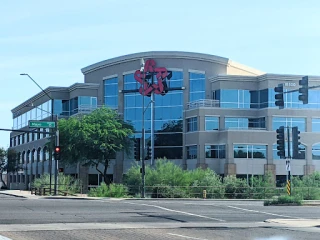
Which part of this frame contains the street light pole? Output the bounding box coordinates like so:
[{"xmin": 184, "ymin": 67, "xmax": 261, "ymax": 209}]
[
  {"xmin": 20, "ymin": 73, "xmax": 56, "ymax": 195},
  {"xmin": 140, "ymin": 59, "xmax": 146, "ymax": 198}
]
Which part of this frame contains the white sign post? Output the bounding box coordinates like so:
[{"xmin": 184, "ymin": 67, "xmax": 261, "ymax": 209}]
[{"xmin": 286, "ymin": 160, "xmax": 291, "ymax": 171}]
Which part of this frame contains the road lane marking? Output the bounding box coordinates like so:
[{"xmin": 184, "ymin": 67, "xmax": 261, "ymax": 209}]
[
  {"xmin": 167, "ymin": 233, "xmax": 208, "ymax": 240},
  {"xmin": 0, "ymin": 235, "xmax": 12, "ymax": 240},
  {"xmin": 227, "ymin": 205, "xmax": 303, "ymax": 219},
  {"xmin": 125, "ymin": 202, "xmax": 225, "ymax": 222}
]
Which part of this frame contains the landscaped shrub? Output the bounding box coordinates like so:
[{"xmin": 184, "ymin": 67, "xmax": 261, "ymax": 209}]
[
  {"xmin": 123, "ymin": 159, "xmax": 320, "ymax": 200},
  {"xmin": 264, "ymin": 195, "xmax": 302, "ymax": 206},
  {"xmin": 249, "ymin": 173, "xmax": 277, "ymax": 199},
  {"xmin": 190, "ymin": 169, "xmax": 224, "ymax": 198},
  {"xmin": 32, "ymin": 173, "xmax": 82, "ymax": 195},
  {"xmin": 151, "ymin": 184, "xmax": 189, "ymax": 198},
  {"xmin": 223, "ymin": 175, "xmax": 249, "ymax": 199},
  {"xmin": 291, "ymin": 172, "xmax": 320, "ymax": 200},
  {"xmin": 88, "ymin": 183, "xmax": 129, "ymax": 198}
]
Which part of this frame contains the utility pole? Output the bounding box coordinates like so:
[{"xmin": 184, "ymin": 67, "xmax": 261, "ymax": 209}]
[
  {"xmin": 140, "ymin": 59, "xmax": 146, "ymax": 198},
  {"xmin": 20, "ymin": 73, "xmax": 56, "ymax": 194}
]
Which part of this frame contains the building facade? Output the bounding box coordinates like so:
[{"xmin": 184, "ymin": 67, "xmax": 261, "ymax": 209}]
[{"xmin": 8, "ymin": 51, "xmax": 320, "ymax": 189}]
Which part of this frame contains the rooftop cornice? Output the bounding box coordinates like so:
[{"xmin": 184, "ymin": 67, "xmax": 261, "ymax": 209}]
[
  {"xmin": 211, "ymin": 73, "xmax": 320, "ymax": 83},
  {"xmin": 81, "ymin": 51, "xmax": 230, "ymax": 74},
  {"xmin": 11, "ymin": 83, "xmax": 99, "ymax": 113}
]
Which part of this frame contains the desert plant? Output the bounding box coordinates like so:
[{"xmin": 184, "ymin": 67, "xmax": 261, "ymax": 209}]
[
  {"xmin": 88, "ymin": 183, "xmax": 129, "ymax": 198},
  {"xmin": 264, "ymin": 195, "xmax": 302, "ymax": 206}
]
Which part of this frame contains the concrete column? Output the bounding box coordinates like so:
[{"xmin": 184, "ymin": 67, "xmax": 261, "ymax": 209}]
[
  {"xmin": 219, "ymin": 115, "xmax": 225, "ymax": 130},
  {"xmin": 226, "ymin": 143, "xmax": 235, "ymax": 164},
  {"xmin": 304, "ymin": 164, "xmax": 315, "ymax": 175},
  {"xmin": 224, "ymin": 163, "xmax": 236, "ymax": 176},
  {"xmin": 264, "ymin": 164, "xmax": 276, "ymax": 183},
  {"xmin": 182, "ymin": 68, "xmax": 189, "ymax": 170},
  {"xmin": 79, "ymin": 165, "xmax": 89, "ymax": 193},
  {"xmin": 305, "ymin": 142, "xmax": 314, "ymax": 175},
  {"xmin": 196, "ymin": 163, "xmax": 208, "ymax": 169},
  {"xmin": 114, "ymin": 152, "xmax": 124, "ymax": 183}
]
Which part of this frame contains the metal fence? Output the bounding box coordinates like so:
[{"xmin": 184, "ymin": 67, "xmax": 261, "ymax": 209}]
[
  {"xmin": 126, "ymin": 185, "xmax": 320, "ymax": 199},
  {"xmin": 31, "ymin": 184, "xmax": 84, "ymax": 196}
]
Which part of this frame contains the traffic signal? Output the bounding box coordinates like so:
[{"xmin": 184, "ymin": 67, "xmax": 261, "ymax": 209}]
[
  {"xmin": 54, "ymin": 146, "xmax": 61, "ymax": 160},
  {"xmin": 145, "ymin": 146, "xmax": 151, "ymax": 160},
  {"xmin": 292, "ymin": 126, "xmax": 301, "ymax": 159},
  {"xmin": 58, "ymin": 168, "xmax": 64, "ymax": 173},
  {"xmin": 298, "ymin": 76, "xmax": 308, "ymax": 104},
  {"xmin": 274, "ymin": 84, "xmax": 284, "ymax": 108},
  {"xmin": 276, "ymin": 126, "xmax": 285, "ymax": 159},
  {"xmin": 134, "ymin": 138, "xmax": 141, "ymax": 161}
]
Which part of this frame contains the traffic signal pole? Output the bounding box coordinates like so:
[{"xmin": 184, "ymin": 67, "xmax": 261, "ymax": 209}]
[
  {"xmin": 54, "ymin": 129, "xmax": 59, "ymax": 196},
  {"xmin": 287, "ymin": 127, "xmax": 291, "ymax": 196}
]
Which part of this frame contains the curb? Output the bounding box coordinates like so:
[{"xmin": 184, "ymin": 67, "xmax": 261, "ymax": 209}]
[
  {"xmin": 0, "ymin": 192, "xmax": 27, "ymax": 199},
  {"xmin": 43, "ymin": 196, "xmax": 99, "ymax": 200}
]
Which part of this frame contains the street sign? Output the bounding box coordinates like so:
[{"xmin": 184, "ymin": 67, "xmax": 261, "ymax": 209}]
[
  {"xmin": 286, "ymin": 160, "xmax": 291, "ymax": 171},
  {"xmin": 29, "ymin": 120, "xmax": 56, "ymax": 128}
]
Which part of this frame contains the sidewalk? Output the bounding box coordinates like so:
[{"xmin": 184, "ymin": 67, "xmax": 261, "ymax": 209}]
[
  {"xmin": 1, "ymin": 190, "xmax": 320, "ymax": 204},
  {"xmin": 0, "ymin": 190, "xmax": 97, "ymax": 200},
  {"xmin": 265, "ymin": 218, "xmax": 320, "ymax": 228}
]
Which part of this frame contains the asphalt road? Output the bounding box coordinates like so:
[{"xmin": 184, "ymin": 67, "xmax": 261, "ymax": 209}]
[{"xmin": 0, "ymin": 194, "xmax": 319, "ymax": 240}]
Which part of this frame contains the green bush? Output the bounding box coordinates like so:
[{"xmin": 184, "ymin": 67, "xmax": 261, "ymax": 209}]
[
  {"xmin": 190, "ymin": 169, "xmax": 224, "ymax": 198},
  {"xmin": 88, "ymin": 183, "xmax": 129, "ymax": 198},
  {"xmin": 151, "ymin": 184, "xmax": 189, "ymax": 198},
  {"xmin": 249, "ymin": 173, "xmax": 277, "ymax": 199},
  {"xmin": 291, "ymin": 172, "xmax": 320, "ymax": 200},
  {"xmin": 223, "ymin": 175, "xmax": 249, "ymax": 199},
  {"xmin": 124, "ymin": 159, "xmax": 225, "ymax": 198},
  {"xmin": 264, "ymin": 195, "xmax": 302, "ymax": 206},
  {"xmin": 32, "ymin": 173, "xmax": 82, "ymax": 195},
  {"xmin": 123, "ymin": 159, "xmax": 320, "ymax": 200}
]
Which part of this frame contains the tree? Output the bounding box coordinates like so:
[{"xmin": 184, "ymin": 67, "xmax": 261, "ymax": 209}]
[
  {"xmin": 56, "ymin": 106, "xmax": 134, "ymax": 185},
  {"xmin": 0, "ymin": 147, "xmax": 7, "ymax": 188},
  {"xmin": 6, "ymin": 149, "xmax": 21, "ymax": 173},
  {"xmin": 0, "ymin": 148, "xmax": 21, "ymax": 188}
]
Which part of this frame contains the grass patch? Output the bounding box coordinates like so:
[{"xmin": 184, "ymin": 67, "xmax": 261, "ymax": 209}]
[{"xmin": 264, "ymin": 195, "xmax": 302, "ymax": 206}]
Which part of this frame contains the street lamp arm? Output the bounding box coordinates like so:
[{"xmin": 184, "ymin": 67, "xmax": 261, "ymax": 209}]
[
  {"xmin": 143, "ymin": 100, "xmax": 154, "ymax": 114},
  {"xmin": 20, "ymin": 73, "xmax": 53, "ymax": 100}
]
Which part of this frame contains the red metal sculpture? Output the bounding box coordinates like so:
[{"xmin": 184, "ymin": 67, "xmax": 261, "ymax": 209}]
[{"xmin": 134, "ymin": 59, "xmax": 170, "ymax": 96}]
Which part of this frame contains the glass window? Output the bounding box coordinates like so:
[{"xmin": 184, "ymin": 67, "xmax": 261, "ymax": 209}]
[
  {"xmin": 124, "ymin": 71, "xmax": 184, "ymax": 160},
  {"xmin": 312, "ymin": 144, "xmax": 320, "ymax": 160},
  {"xmin": 312, "ymin": 118, "xmax": 320, "ymax": 132},
  {"xmin": 272, "ymin": 117, "xmax": 306, "ymax": 132},
  {"xmin": 219, "ymin": 89, "xmax": 250, "ymax": 109},
  {"xmin": 187, "ymin": 117, "xmax": 198, "ymax": 132},
  {"xmin": 205, "ymin": 116, "xmax": 219, "ymax": 131},
  {"xmin": 248, "ymin": 117, "xmax": 266, "ymax": 129},
  {"xmin": 53, "ymin": 99, "xmax": 64, "ymax": 117},
  {"xmin": 187, "ymin": 145, "xmax": 197, "ymax": 159},
  {"xmin": 70, "ymin": 97, "xmax": 78, "ymax": 115},
  {"xmin": 104, "ymin": 77, "xmax": 118, "ymax": 109},
  {"xmin": 234, "ymin": 144, "xmax": 267, "ymax": 159},
  {"xmin": 189, "ymin": 72, "xmax": 205, "ymax": 102},
  {"xmin": 205, "ymin": 145, "xmax": 225, "ymax": 158}
]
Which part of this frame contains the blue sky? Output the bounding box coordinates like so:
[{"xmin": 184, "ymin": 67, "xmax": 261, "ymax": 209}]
[{"xmin": 1, "ymin": 0, "xmax": 320, "ymax": 148}]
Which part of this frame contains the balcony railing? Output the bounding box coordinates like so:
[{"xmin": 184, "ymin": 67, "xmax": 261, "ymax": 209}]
[
  {"xmin": 71, "ymin": 105, "xmax": 121, "ymax": 116},
  {"xmin": 186, "ymin": 99, "xmax": 220, "ymax": 110}
]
